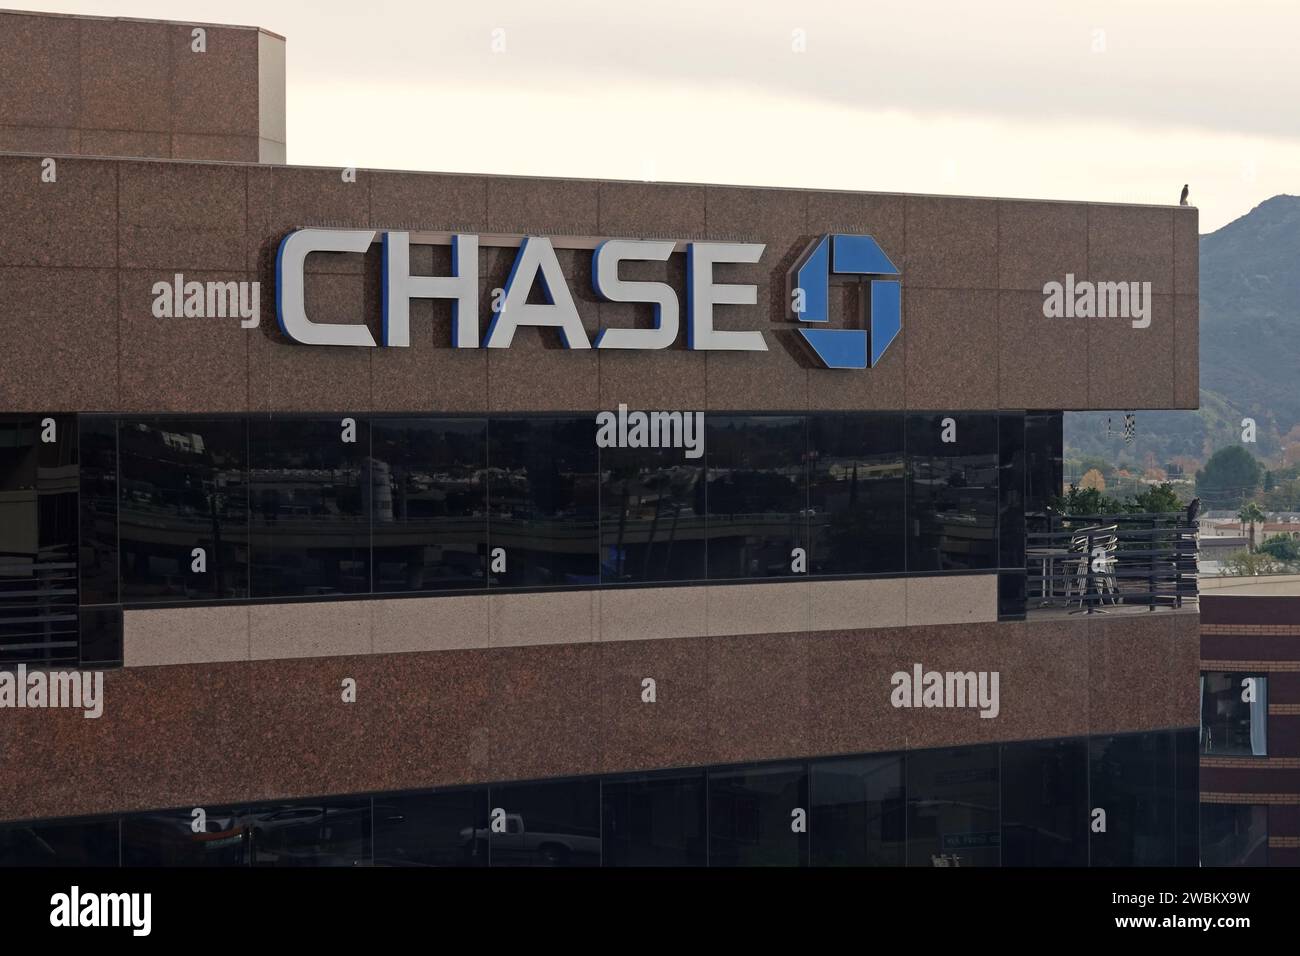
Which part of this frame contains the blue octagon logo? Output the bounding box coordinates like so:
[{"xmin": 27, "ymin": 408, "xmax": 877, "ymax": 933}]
[{"xmin": 790, "ymin": 234, "xmax": 901, "ymax": 369}]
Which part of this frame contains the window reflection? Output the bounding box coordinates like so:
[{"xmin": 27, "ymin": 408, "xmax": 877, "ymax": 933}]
[
  {"xmin": 1201, "ymin": 804, "xmax": 1267, "ymax": 867},
  {"xmin": 1201, "ymin": 672, "xmax": 1268, "ymax": 756},
  {"xmin": 122, "ymin": 806, "xmax": 249, "ymax": 866},
  {"xmin": 1000, "ymin": 738, "xmax": 1087, "ymax": 866},
  {"xmin": 907, "ymin": 414, "xmax": 999, "ymax": 571},
  {"xmin": 709, "ymin": 762, "xmax": 808, "ymax": 866},
  {"xmin": 602, "ymin": 770, "xmax": 706, "ymax": 866},
  {"xmin": 248, "ymin": 418, "xmax": 370, "ymax": 598},
  {"xmin": 243, "ymin": 799, "xmax": 371, "ymax": 867},
  {"xmin": 371, "ymin": 419, "xmax": 488, "ymax": 592},
  {"xmin": 78, "ymin": 415, "xmax": 118, "ymax": 607},
  {"xmin": 600, "ymin": 445, "xmax": 705, "ymax": 584},
  {"xmin": 1089, "ymin": 732, "xmax": 1177, "ymax": 866},
  {"xmin": 118, "ymin": 418, "xmax": 248, "ymax": 601},
  {"xmin": 373, "ymin": 789, "xmax": 489, "ymax": 867},
  {"xmin": 0, "ymin": 817, "xmax": 118, "ymax": 867},
  {"xmin": 807, "ymin": 414, "xmax": 905, "ymax": 575},
  {"xmin": 906, "ymin": 746, "xmax": 1000, "ymax": 867},
  {"xmin": 0, "ymin": 415, "xmax": 79, "ymax": 665},
  {"xmin": 488, "ymin": 418, "xmax": 598, "ymax": 587},
  {"xmin": 487, "ymin": 779, "xmax": 601, "ymax": 866},
  {"xmin": 810, "ymin": 754, "xmax": 904, "ymax": 865},
  {"xmin": 705, "ymin": 416, "xmax": 807, "ymax": 580}
]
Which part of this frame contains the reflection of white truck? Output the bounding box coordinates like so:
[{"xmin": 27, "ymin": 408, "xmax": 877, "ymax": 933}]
[{"xmin": 460, "ymin": 814, "xmax": 601, "ymax": 866}]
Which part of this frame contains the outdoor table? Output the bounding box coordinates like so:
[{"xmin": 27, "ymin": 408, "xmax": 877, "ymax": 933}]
[{"xmin": 1026, "ymin": 546, "xmax": 1072, "ymax": 605}]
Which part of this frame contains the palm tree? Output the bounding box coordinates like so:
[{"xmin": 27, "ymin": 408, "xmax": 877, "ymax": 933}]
[{"xmin": 1238, "ymin": 501, "xmax": 1266, "ymax": 552}]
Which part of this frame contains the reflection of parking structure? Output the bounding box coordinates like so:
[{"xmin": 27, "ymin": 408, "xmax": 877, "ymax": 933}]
[
  {"xmin": 244, "ymin": 803, "xmax": 373, "ymax": 867},
  {"xmin": 461, "ymin": 814, "xmax": 601, "ymax": 867}
]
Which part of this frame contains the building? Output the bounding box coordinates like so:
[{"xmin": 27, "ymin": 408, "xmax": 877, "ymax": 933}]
[
  {"xmin": 1200, "ymin": 576, "xmax": 1300, "ymax": 866},
  {"xmin": 0, "ymin": 10, "xmax": 1202, "ymax": 867}
]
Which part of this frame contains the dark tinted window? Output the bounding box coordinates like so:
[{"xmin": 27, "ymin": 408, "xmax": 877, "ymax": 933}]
[
  {"xmin": 488, "ymin": 778, "xmax": 601, "ymax": 866},
  {"xmin": 810, "ymin": 754, "xmax": 905, "ymax": 865},
  {"xmin": 997, "ymin": 570, "xmax": 1026, "ymax": 621},
  {"xmin": 1089, "ymin": 731, "xmax": 1177, "ymax": 866},
  {"xmin": 1201, "ymin": 672, "xmax": 1267, "ymax": 756},
  {"xmin": 807, "ymin": 414, "xmax": 905, "ymax": 575},
  {"xmin": 705, "ymin": 416, "xmax": 806, "ymax": 580},
  {"xmin": 1175, "ymin": 726, "xmax": 1200, "ymax": 866},
  {"xmin": 79, "ymin": 605, "xmax": 123, "ymax": 667},
  {"xmin": 998, "ymin": 412, "xmax": 1025, "ymax": 569},
  {"xmin": 122, "ymin": 805, "xmax": 249, "ymax": 866},
  {"xmin": 118, "ymin": 418, "xmax": 248, "ymax": 602},
  {"xmin": 906, "ymin": 745, "xmax": 1000, "ymax": 866},
  {"xmin": 1201, "ymin": 804, "xmax": 1267, "ymax": 867},
  {"xmin": 602, "ymin": 770, "xmax": 706, "ymax": 866},
  {"xmin": 1000, "ymin": 738, "xmax": 1087, "ymax": 866},
  {"xmin": 371, "ymin": 419, "xmax": 488, "ymax": 592},
  {"xmin": 1025, "ymin": 412, "xmax": 1063, "ymax": 518},
  {"xmin": 599, "ymin": 442, "xmax": 706, "ymax": 584},
  {"xmin": 488, "ymin": 418, "xmax": 599, "ymax": 587},
  {"xmin": 248, "ymin": 417, "xmax": 371, "ymax": 598},
  {"xmin": 0, "ymin": 415, "xmax": 79, "ymax": 665},
  {"xmin": 78, "ymin": 415, "xmax": 118, "ymax": 607},
  {"xmin": 0, "ymin": 816, "xmax": 118, "ymax": 866},
  {"xmin": 708, "ymin": 762, "xmax": 808, "ymax": 866},
  {"xmin": 906, "ymin": 414, "xmax": 999, "ymax": 571},
  {"xmin": 373, "ymin": 788, "xmax": 489, "ymax": 867},
  {"xmin": 244, "ymin": 798, "xmax": 371, "ymax": 866}
]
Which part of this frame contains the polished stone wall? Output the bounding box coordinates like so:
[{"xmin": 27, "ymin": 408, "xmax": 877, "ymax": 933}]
[
  {"xmin": 0, "ymin": 10, "xmax": 283, "ymax": 163},
  {"xmin": 0, "ymin": 158, "xmax": 1198, "ymax": 415},
  {"xmin": 0, "ymin": 608, "xmax": 1198, "ymax": 822}
]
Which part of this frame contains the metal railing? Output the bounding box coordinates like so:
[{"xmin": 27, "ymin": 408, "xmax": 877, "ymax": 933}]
[
  {"xmin": 0, "ymin": 545, "xmax": 80, "ymax": 665},
  {"xmin": 1025, "ymin": 512, "xmax": 1198, "ymax": 613}
]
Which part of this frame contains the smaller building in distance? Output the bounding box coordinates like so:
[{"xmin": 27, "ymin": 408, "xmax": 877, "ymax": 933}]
[{"xmin": 1200, "ymin": 576, "xmax": 1300, "ymax": 866}]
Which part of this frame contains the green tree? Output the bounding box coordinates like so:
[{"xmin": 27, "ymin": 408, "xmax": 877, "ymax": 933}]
[
  {"xmin": 1259, "ymin": 534, "xmax": 1300, "ymax": 563},
  {"xmin": 1195, "ymin": 446, "xmax": 1264, "ymax": 507},
  {"xmin": 1264, "ymin": 470, "xmax": 1276, "ymax": 492},
  {"xmin": 1051, "ymin": 484, "xmax": 1123, "ymax": 516},
  {"xmin": 1237, "ymin": 501, "xmax": 1266, "ymax": 552},
  {"xmin": 1126, "ymin": 483, "xmax": 1185, "ymax": 513},
  {"xmin": 1223, "ymin": 549, "xmax": 1279, "ymax": 576}
]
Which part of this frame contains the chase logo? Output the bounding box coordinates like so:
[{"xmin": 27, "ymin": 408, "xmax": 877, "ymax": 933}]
[{"xmin": 790, "ymin": 234, "xmax": 901, "ymax": 369}]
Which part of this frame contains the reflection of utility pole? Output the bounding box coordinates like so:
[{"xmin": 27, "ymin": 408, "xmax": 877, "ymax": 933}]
[
  {"xmin": 642, "ymin": 479, "xmax": 663, "ymax": 580},
  {"xmin": 663, "ymin": 496, "xmax": 682, "ymax": 579},
  {"xmin": 615, "ymin": 482, "xmax": 629, "ymax": 579},
  {"xmin": 209, "ymin": 488, "xmax": 221, "ymax": 596},
  {"xmin": 204, "ymin": 448, "xmax": 222, "ymax": 597}
]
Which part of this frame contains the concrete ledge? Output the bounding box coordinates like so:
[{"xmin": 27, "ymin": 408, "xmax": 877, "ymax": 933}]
[{"xmin": 123, "ymin": 574, "xmax": 1001, "ymax": 665}]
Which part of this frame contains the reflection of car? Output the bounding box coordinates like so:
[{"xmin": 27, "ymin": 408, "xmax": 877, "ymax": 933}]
[
  {"xmin": 121, "ymin": 812, "xmax": 247, "ymax": 866},
  {"xmin": 459, "ymin": 814, "xmax": 600, "ymax": 866},
  {"xmin": 246, "ymin": 804, "xmax": 375, "ymax": 866}
]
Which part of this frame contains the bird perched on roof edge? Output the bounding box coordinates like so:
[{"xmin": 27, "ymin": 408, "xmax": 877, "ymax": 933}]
[{"xmin": 1179, "ymin": 184, "xmax": 1190, "ymax": 206}]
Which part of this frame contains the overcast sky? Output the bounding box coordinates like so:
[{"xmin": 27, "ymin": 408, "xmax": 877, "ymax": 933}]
[{"xmin": 15, "ymin": 0, "xmax": 1300, "ymax": 231}]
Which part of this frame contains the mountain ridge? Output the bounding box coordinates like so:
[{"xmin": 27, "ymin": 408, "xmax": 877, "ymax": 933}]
[{"xmin": 1066, "ymin": 193, "xmax": 1300, "ymax": 470}]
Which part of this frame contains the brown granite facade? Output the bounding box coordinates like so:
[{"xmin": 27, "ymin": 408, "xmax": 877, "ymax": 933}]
[
  {"xmin": 0, "ymin": 610, "xmax": 1198, "ymax": 823},
  {"xmin": 0, "ymin": 156, "xmax": 1196, "ymax": 415},
  {"xmin": 0, "ymin": 10, "xmax": 285, "ymax": 163}
]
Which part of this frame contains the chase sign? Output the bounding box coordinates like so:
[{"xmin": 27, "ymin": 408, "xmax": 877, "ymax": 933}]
[{"xmin": 275, "ymin": 229, "xmax": 900, "ymax": 369}]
